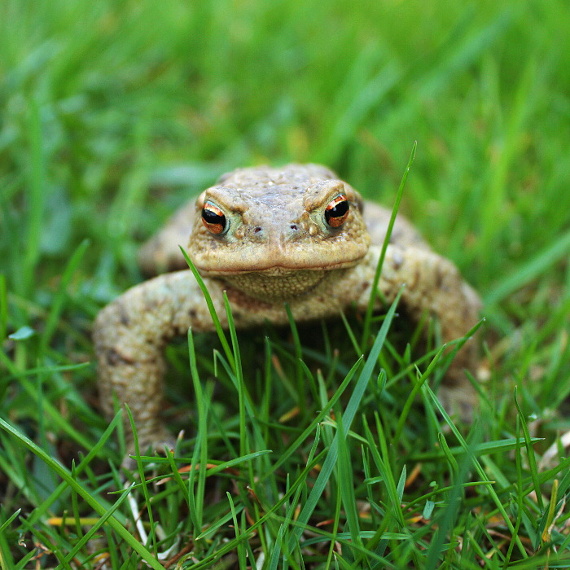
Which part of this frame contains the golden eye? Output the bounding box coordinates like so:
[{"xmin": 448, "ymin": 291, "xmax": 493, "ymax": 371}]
[
  {"xmin": 324, "ymin": 194, "xmax": 349, "ymax": 228},
  {"xmin": 201, "ymin": 201, "xmax": 227, "ymax": 235}
]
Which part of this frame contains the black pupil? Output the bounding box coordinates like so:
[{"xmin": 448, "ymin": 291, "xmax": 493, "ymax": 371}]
[
  {"xmin": 326, "ymin": 200, "xmax": 348, "ymax": 221},
  {"xmin": 202, "ymin": 208, "xmax": 224, "ymax": 226}
]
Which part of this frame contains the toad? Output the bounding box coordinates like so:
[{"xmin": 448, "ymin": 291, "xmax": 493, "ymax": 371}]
[{"xmin": 93, "ymin": 164, "xmax": 482, "ymax": 456}]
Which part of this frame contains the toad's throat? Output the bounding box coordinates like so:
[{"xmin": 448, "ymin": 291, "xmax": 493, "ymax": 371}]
[{"xmin": 220, "ymin": 269, "xmax": 329, "ymax": 303}]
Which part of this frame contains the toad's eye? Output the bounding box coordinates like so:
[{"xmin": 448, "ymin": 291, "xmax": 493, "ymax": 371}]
[
  {"xmin": 324, "ymin": 194, "xmax": 349, "ymax": 228},
  {"xmin": 201, "ymin": 201, "xmax": 227, "ymax": 235}
]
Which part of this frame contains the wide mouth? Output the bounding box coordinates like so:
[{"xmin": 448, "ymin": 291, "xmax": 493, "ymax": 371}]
[
  {"xmin": 190, "ymin": 232, "xmax": 369, "ymax": 276},
  {"xmin": 193, "ymin": 254, "xmax": 365, "ymax": 276}
]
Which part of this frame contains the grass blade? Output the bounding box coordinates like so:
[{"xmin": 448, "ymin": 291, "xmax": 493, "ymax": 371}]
[{"xmin": 288, "ymin": 288, "xmax": 403, "ymax": 549}]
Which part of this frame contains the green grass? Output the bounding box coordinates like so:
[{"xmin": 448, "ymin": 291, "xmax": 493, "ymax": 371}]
[{"xmin": 1, "ymin": 0, "xmax": 570, "ymax": 567}]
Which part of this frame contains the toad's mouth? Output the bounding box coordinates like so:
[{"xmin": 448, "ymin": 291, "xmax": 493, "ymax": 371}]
[
  {"xmin": 189, "ymin": 233, "xmax": 370, "ymax": 277},
  {"xmin": 195, "ymin": 259, "xmax": 359, "ymax": 276}
]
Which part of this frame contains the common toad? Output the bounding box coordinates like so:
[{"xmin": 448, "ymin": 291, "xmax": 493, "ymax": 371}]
[{"xmin": 93, "ymin": 164, "xmax": 481, "ymax": 457}]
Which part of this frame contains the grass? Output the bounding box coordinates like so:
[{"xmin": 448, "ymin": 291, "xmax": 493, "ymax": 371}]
[{"xmin": 1, "ymin": 0, "xmax": 570, "ymax": 567}]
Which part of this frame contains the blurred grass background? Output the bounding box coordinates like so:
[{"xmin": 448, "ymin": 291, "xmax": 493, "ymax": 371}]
[{"xmin": 1, "ymin": 0, "xmax": 570, "ymax": 567}]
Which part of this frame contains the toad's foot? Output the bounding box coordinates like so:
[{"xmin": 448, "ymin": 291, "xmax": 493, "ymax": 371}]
[
  {"xmin": 437, "ymin": 378, "xmax": 477, "ymax": 422},
  {"xmin": 122, "ymin": 426, "xmax": 178, "ymax": 470}
]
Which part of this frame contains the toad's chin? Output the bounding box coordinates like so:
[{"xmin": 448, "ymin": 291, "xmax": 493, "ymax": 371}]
[{"xmin": 220, "ymin": 268, "xmax": 330, "ymax": 303}]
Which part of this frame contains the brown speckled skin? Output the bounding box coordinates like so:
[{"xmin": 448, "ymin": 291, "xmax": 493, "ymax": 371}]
[{"xmin": 94, "ymin": 164, "xmax": 481, "ymax": 457}]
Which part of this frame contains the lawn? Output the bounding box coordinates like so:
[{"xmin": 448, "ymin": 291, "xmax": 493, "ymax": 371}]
[{"xmin": 1, "ymin": 0, "xmax": 570, "ymax": 567}]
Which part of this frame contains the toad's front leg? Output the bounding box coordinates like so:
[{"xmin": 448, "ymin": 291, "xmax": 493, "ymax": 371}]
[
  {"xmin": 362, "ymin": 245, "xmax": 482, "ymax": 418},
  {"xmin": 93, "ymin": 270, "xmax": 228, "ymax": 456},
  {"xmin": 93, "ymin": 269, "xmax": 335, "ymax": 460}
]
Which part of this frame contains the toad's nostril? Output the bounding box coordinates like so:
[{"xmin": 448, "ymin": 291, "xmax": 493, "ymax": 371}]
[
  {"xmin": 254, "ymin": 226, "xmax": 262, "ymax": 233},
  {"xmin": 290, "ymin": 224, "xmax": 298, "ymax": 231}
]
